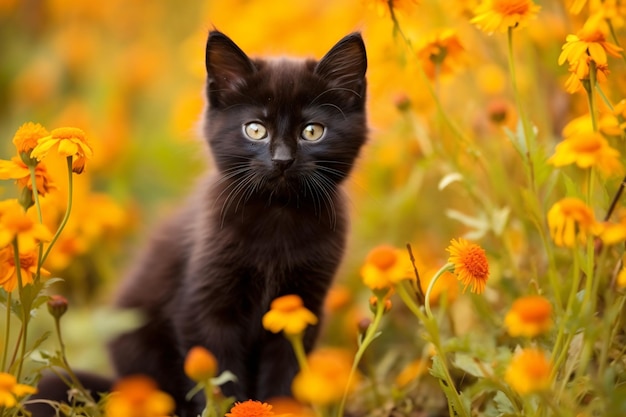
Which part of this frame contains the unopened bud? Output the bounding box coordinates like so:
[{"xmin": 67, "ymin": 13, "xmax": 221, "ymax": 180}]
[
  {"xmin": 369, "ymin": 296, "xmax": 392, "ymax": 314},
  {"xmin": 47, "ymin": 295, "xmax": 68, "ymax": 319},
  {"xmin": 18, "ymin": 186, "xmax": 34, "ymax": 211},
  {"xmin": 184, "ymin": 346, "xmax": 218, "ymax": 383},
  {"xmin": 357, "ymin": 318, "xmax": 372, "ymax": 335}
]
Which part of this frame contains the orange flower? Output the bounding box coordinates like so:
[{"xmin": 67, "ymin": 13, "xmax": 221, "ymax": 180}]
[
  {"xmin": 416, "ymin": 29, "xmax": 465, "ymax": 80},
  {"xmin": 0, "ymin": 200, "xmax": 52, "ymax": 253},
  {"xmin": 446, "ymin": 238, "xmax": 489, "ymax": 294},
  {"xmin": 11, "ymin": 122, "xmax": 49, "ymax": 155},
  {"xmin": 471, "ymin": 0, "xmax": 541, "ymax": 34},
  {"xmin": 504, "ymin": 349, "xmax": 552, "ymax": 394},
  {"xmin": 360, "ymin": 245, "xmax": 413, "ymax": 290},
  {"xmin": 548, "ymin": 131, "xmax": 622, "ymax": 176},
  {"xmin": 262, "ymin": 295, "xmax": 318, "ymax": 335},
  {"xmin": 547, "ymin": 198, "xmax": 598, "ymax": 247},
  {"xmin": 105, "ymin": 375, "xmax": 175, "ymax": 417},
  {"xmin": 226, "ymin": 400, "xmax": 274, "ymax": 417},
  {"xmin": 324, "ymin": 284, "xmax": 352, "ymax": 313},
  {"xmin": 30, "ymin": 127, "xmax": 94, "ymax": 174},
  {"xmin": 564, "ymin": 56, "xmax": 610, "ymax": 94},
  {"xmin": 184, "ymin": 346, "xmax": 218, "ymax": 383},
  {"xmin": 395, "ymin": 358, "xmax": 428, "ymax": 388},
  {"xmin": 0, "ymin": 247, "xmax": 50, "ymax": 292},
  {"xmin": 0, "ymin": 372, "xmax": 37, "ymax": 407},
  {"xmin": 558, "ymin": 15, "xmax": 623, "ymax": 67},
  {"xmin": 504, "ymin": 295, "xmax": 553, "ymax": 337},
  {"xmin": 0, "ymin": 156, "xmax": 55, "ymax": 196}
]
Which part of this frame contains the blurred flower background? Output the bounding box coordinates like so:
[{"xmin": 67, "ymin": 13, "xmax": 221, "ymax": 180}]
[{"xmin": 3, "ymin": 0, "xmax": 626, "ymax": 415}]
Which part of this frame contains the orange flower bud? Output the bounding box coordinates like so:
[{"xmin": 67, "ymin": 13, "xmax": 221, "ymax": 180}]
[{"xmin": 184, "ymin": 346, "xmax": 218, "ymax": 383}]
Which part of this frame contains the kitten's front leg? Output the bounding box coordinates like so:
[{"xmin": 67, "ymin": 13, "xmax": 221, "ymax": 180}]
[{"xmin": 255, "ymin": 330, "xmax": 300, "ymax": 400}]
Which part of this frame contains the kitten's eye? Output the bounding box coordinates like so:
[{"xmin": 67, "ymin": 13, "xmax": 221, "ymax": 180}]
[
  {"xmin": 243, "ymin": 122, "xmax": 268, "ymax": 140},
  {"xmin": 301, "ymin": 123, "xmax": 325, "ymax": 141}
]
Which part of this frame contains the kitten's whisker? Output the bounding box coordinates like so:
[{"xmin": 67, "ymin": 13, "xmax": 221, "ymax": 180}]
[
  {"xmin": 319, "ymin": 103, "xmax": 346, "ymax": 120},
  {"xmin": 310, "ymin": 87, "xmax": 362, "ymax": 105}
]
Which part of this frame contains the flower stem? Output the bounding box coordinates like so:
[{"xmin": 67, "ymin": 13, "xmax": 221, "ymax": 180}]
[
  {"xmin": 424, "ymin": 262, "xmax": 454, "ymax": 319},
  {"xmin": 41, "ymin": 156, "xmax": 73, "ymax": 266},
  {"xmin": 28, "ymin": 166, "xmax": 45, "ymax": 281},
  {"xmin": 12, "ymin": 239, "xmax": 28, "ymax": 381},
  {"xmin": 287, "ymin": 334, "xmax": 309, "ymax": 372},
  {"xmin": 2, "ymin": 292, "xmax": 11, "ymax": 372}
]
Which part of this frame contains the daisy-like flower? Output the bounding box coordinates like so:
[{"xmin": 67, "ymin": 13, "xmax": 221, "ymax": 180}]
[
  {"xmin": 504, "ymin": 295, "xmax": 553, "ymax": 337},
  {"xmin": 446, "ymin": 238, "xmax": 489, "ymax": 294},
  {"xmin": 0, "ymin": 200, "xmax": 52, "ymax": 253},
  {"xmin": 291, "ymin": 348, "xmax": 355, "ymax": 406},
  {"xmin": 184, "ymin": 346, "xmax": 218, "ymax": 383},
  {"xmin": 360, "ymin": 245, "xmax": 413, "ymax": 291},
  {"xmin": 0, "ymin": 372, "xmax": 37, "ymax": 407},
  {"xmin": 0, "ymin": 247, "xmax": 50, "ymax": 292},
  {"xmin": 262, "ymin": 295, "xmax": 318, "ymax": 335},
  {"xmin": 11, "ymin": 122, "xmax": 49, "ymax": 156},
  {"xmin": 105, "ymin": 375, "xmax": 175, "ymax": 417},
  {"xmin": 558, "ymin": 15, "xmax": 623, "ymax": 68},
  {"xmin": 600, "ymin": 98, "xmax": 626, "ymax": 137},
  {"xmin": 30, "ymin": 127, "xmax": 93, "ymax": 174},
  {"xmin": 548, "ymin": 131, "xmax": 622, "ymax": 176},
  {"xmin": 226, "ymin": 400, "xmax": 275, "ymax": 417},
  {"xmin": 416, "ymin": 29, "xmax": 465, "ymax": 80},
  {"xmin": 547, "ymin": 197, "xmax": 598, "ymax": 248},
  {"xmin": 504, "ymin": 348, "xmax": 552, "ymax": 395},
  {"xmin": 0, "ymin": 156, "xmax": 55, "ymax": 196},
  {"xmin": 564, "ymin": 55, "xmax": 610, "ymax": 94},
  {"xmin": 597, "ymin": 209, "xmax": 626, "ymax": 245},
  {"xmin": 471, "ymin": 0, "xmax": 541, "ymax": 34}
]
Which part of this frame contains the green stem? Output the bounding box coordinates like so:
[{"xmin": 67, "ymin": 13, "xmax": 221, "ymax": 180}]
[
  {"xmin": 424, "ymin": 263, "xmax": 455, "ymax": 319},
  {"xmin": 201, "ymin": 383, "xmax": 217, "ymax": 417},
  {"xmin": 1, "ymin": 292, "xmax": 10, "ymax": 372},
  {"xmin": 336, "ymin": 294, "xmax": 386, "ymax": 417},
  {"xmin": 12, "ymin": 239, "xmax": 27, "ymax": 381},
  {"xmin": 41, "ymin": 157, "xmax": 73, "ymax": 266},
  {"xmin": 28, "ymin": 166, "xmax": 45, "ymax": 281},
  {"xmin": 606, "ymin": 18, "xmax": 626, "ymax": 65},
  {"xmin": 586, "ymin": 61, "xmax": 599, "ymax": 132},
  {"xmin": 287, "ymin": 334, "xmax": 309, "ymax": 372}
]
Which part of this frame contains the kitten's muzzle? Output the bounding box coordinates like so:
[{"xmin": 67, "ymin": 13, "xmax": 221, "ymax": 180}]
[{"xmin": 272, "ymin": 158, "xmax": 294, "ymax": 172}]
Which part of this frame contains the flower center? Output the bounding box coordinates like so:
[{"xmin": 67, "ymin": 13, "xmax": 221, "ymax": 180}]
[
  {"xmin": 367, "ymin": 246, "xmax": 398, "ymax": 270},
  {"xmin": 461, "ymin": 247, "xmax": 489, "ymax": 279},
  {"xmin": 493, "ymin": 0, "xmax": 531, "ymax": 15},
  {"xmin": 514, "ymin": 296, "xmax": 551, "ymax": 322}
]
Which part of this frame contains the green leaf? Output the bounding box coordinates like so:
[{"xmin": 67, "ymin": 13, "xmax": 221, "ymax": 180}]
[
  {"xmin": 211, "ymin": 370, "xmax": 238, "ymax": 386},
  {"xmin": 439, "ymin": 172, "xmax": 464, "ymax": 191},
  {"xmin": 494, "ymin": 390, "xmax": 516, "ymax": 415},
  {"xmin": 453, "ymin": 353, "xmax": 491, "ymax": 378},
  {"xmin": 430, "ymin": 355, "xmax": 471, "ymax": 417}
]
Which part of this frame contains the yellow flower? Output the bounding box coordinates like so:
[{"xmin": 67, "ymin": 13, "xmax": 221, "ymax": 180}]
[
  {"xmin": 30, "ymin": 127, "xmax": 94, "ymax": 174},
  {"xmin": 471, "ymin": 0, "xmax": 541, "ymax": 34},
  {"xmin": 105, "ymin": 375, "xmax": 175, "ymax": 417},
  {"xmin": 0, "ymin": 156, "xmax": 55, "ymax": 196},
  {"xmin": 324, "ymin": 284, "xmax": 352, "ymax": 313},
  {"xmin": 547, "ymin": 198, "xmax": 598, "ymax": 248},
  {"xmin": 564, "ymin": 56, "xmax": 610, "ymax": 94},
  {"xmin": 0, "ymin": 200, "xmax": 53, "ymax": 252},
  {"xmin": 597, "ymin": 210, "xmax": 626, "ymax": 245},
  {"xmin": 360, "ymin": 245, "xmax": 413, "ymax": 290},
  {"xmin": 262, "ymin": 295, "xmax": 318, "ymax": 335},
  {"xmin": 292, "ymin": 348, "xmax": 355, "ymax": 406},
  {"xmin": 504, "ymin": 295, "xmax": 553, "ymax": 337},
  {"xmin": 226, "ymin": 400, "xmax": 274, "ymax": 417},
  {"xmin": 558, "ymin": 15, "xmax": 623, "ymax": 67},
  {"xmin": 600, "ymin": 98, "xmax": 626, "ymax": 136},
  {"xmin": 446, "ymin": 238, "xmax": 489, "ymax": 294},
  {"xmin": 618, "ymin": 266, "xmax": 626, "ymax": 289},
  {"xmin": 548, "ymin": 131, "xmax": 622, "ymax": 176},
  {"xmin": 11, "ymin": 122, "xmax": 49, "ymax": 155},
  {"xmin": 184, "ymin": 346, "xmax": 218, "ymax": 383},
  {"xmin": 395, "ymin": 358, "xmax": 428, "ymax": 388},
  {"xmin": 268, "ymin": 397, "xmax": 315, "ymax": 417},
  {"xmin": 416, "ymin": 29, "xmax": 465, "ymax": 80},
  {"xmin": 0, "ymin": 247, "xmax": 50, "ymax": 292},
  {"xmin": 504, "ymin": 348, "xmax": 552, "ymax": 395},
  {"xmin": 0, "ymin": 372, "xmax": 37, "ymax": 407}
]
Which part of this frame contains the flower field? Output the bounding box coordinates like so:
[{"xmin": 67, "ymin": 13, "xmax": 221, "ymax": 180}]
[{"xmin": 2, "ymin": 0, "xmax": 626, "ymax": 416}]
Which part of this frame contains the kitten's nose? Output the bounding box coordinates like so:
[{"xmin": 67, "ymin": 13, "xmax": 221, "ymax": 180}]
[{"xmin": 272, "ymin": 158, "xmax": 294, "ymax": 172}]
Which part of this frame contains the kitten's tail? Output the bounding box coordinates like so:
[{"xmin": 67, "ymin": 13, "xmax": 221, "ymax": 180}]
[{"xmin": 26, "ymin": 371, "xmax": 113, "ymax": 417}]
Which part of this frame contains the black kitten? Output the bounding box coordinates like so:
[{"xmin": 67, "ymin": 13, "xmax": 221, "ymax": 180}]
[{"xmin": 108, "ymin": 30, "xmax": 367, "ymax": 416}]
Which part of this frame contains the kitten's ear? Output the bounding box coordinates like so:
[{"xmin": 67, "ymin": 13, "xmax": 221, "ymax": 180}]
[
  {"xmin": 205, "ymin": 31, "xmax": 256, "ymax": 107},
  {"xmin": 314, "ymin": 33, "xmax": 367, "ymax": 98}
]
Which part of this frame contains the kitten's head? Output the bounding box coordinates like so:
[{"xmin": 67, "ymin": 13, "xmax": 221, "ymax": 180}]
[{"xmin": 203, "ymin": 30, "xmax": 367, "ymax": 206}]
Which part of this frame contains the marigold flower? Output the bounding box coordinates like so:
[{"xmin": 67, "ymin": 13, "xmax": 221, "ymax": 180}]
[
  {"xmin": 548, "ymin": 131, "xmax": 622, "ymax": 176},
  {"xmin": 360, "ymin": 245, "xmax": 413, "ymax": 290},
  {"xmin": 30, "ymin": 127, "xmax": 93, "ymax": 174},
  {"xmin": 324, "ymin": 284, "xmax": 352, "ymax": 313},
  {"xmin": 446, "ymin": 238, "xmax": 489, "ymax": 294},
  {"xmin": 11, "ymin": 122, "xmax": 49, "ymax": 155},
  {"xmin": 504, "ymin": 295, "xmax": 553, "ymax": 337},
  {"xmin": 226, "ymin": 400, "xmax": 274, "ymax": 417},
  {"xmin": 0, "ymin": 247, "xmax": 50, "ymax": 292},
  {"xmin": 184, "ymin": 346, "xmax": 218, "ymax": 383},
  {"xmin": 416, "ymin": 29, "xmax": 465, "ymax": 80},
  {"xmin": 597, "ymin": 215, "xmax": 626, "ymax": 246},
  {"xmin": 262, "ymin": 295, "xmax": 318, "ymax": 335},
  {"xmin": 471, "ymin": 0, "xmax": 541, "ymax": 34},
  {"xmin": 0, "ymin": 372, "xmax": 37, "ymax": 407},
  {"xmin": 547, "ymin": 198, "xmax": 598, "ymax": 248},
  {"xmin": 268, "ymin": 397, "xmax": 315, "ymax": 417},
  {"xmin": 0, "ymin": 200, "xmax": 52, "ymax": 253},
  {"xmin": 504, "ymin": 348, "xmax": 552, "ymax": 394},
  {"xmin": 0, "ymin": 156, "xmax": 55, "ymax": 196},
  {"xmin": 564, "ymin": 56, "xmax": 610, "ymax": 94},
  {"xmin": 105, "ymin": 375, "xmax": 175, "ymax": 417},
  {"xmin": 558, "ymin": 15, "xmax": 623, "ymax": 67},
  {"xmin": 599, "ymin": 99, "xmax": 626, "ymax": 136},
  {"xmin": 292, "ymin": 348, "xmax": 355, "ymax": 406}
]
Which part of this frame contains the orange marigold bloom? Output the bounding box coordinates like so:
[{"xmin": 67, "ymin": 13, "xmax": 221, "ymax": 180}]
[
  {"xmin": 0, "ymin": 200, "xmax": 52, "ymax": 253},
  {"xmin": 262, "ymin": 295, "xmax": 318, "ymax": 335},
  {"xmin": 11, "ymin": 122, "xmax": 49, "ymax": 155},
  {"xmin": 184, "ymin": 346, "xmax": 218, "ymax": 383},
  {"xmin": 504, "ymin": 349, "xmax": 552, "ymax": 394},
  {"xmin": 0, "ymin": 372, "xmax": 37, "ymax": 407},
  {"xmin": 0, "ymin": 156, "xmax": 55, "ymax": 196},
  {"xmin": 471, "ymin": 0, "xmax": 541, "ymax": 34},
  {"xmin": 548, "ymin": 131, "xmax": 622, "ymax": 176},
  {"xmin": 105, "ymin": 375, "xmax": 175, "ymax": 417},
  {"xmin": 547, "ymin": 198, "xmax": 598, "ymax": 247},
  {"xmin": 292, "ymin": 348, "xmax": 355, "ymax": 406},
  {"xmin": 226, "ymin": 400, "xmax": 274, "ymax": 417},
  {"xmin": 416, "ymin": 29, "xmax": 465, "ymax": 80},
  {"xmin": 504, "ymin": 295, "xmax": 553, "ymax": 337},
  {"xmin": 446, "ymin": 238, "xmax": 489, "ymax": 294},
  {"xmin": 558, "ymin": 15, "xmax": 623, "ymax": 67},
  {"xmin": 0, "ymin": 247, "xmax": 50, "ymax": 292},
  {"xmin": 564, "ymin": 56, "xmax": 610, "ymax": 94},
  {"xmin": 360, "ymin": 245, "xmax": 413, "ymax": 290},
  {"xmin": 30, "ymin": 127, "xmax": 93, "ymax": 174}
]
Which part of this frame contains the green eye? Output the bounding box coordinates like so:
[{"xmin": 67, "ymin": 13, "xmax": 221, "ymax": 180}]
[
  {"xmin": 243, "ymin": 122, "xmax": 268, "ymax": 140},
  {"xmin": 301, "ymin": 123, "xmax": 325, "ymax": 141}
]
